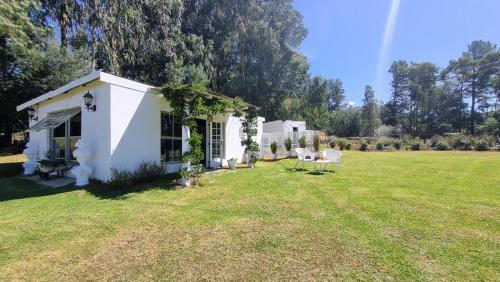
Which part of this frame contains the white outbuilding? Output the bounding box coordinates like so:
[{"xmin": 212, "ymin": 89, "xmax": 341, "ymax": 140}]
[{"xmin": 17, "ymin": 70, "xmax": 264, "ymax": 183}]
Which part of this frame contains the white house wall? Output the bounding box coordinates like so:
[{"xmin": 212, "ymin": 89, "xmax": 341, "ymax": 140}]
[
  {"xmin": 27, "ymin": 81, "xmax": 112, "ymax": 181},
  {"xmin": 109, "ymin": 84, "xmax": 159, "ymax": 173},
  {"xmin": 263, "ymin": 120, "xmax": 284, "ymax": 133},
  {"xmin": 283, "ymin": 120, "xmax": 306, "ymax": 136},
  {"xmin": 109, "ymin": 85, "xmax": 185, "ymax": 176},
  {"xmin": 223, "ymin": 115, "xmax": 265, "ymax": 166}
]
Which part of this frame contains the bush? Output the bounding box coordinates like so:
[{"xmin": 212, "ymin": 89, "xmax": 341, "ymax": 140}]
[
  {"xmin": 313, "ymin": 134, "xmax": 320, "ymax": 151},
  {"xmin": 329, "ymin": 140, "xmax": 336, "ymax": 149},
  {"xmin": 345, "ymin": 142, "xmax": 351, "ymax": 150},
  {"xmin": 430, "ymin": 136, "xmax": 441, "ymax": 148},
  {"xmin": 359, "ymin": 142, "xmax": 368, "ymax": 151},
  {"xmin": 476, "ymin": 140, "xmax": 489, "ymax": 151},
  {"xmin": 337, "ymin": 138, "xmax": 347, "ymax": 150},
  {"xmin": 108, "ymin": 161, "xmax": 167, "ymax": 189},
  {"xmin": 410, "ymin": 142, "xmax": 421, "ymax": 151},
  {"xmin": 393, "ymin": 140, "xmax": 401, "ymax": 150},
  {"xmin": 376, "ymin": 142, "xmax": 384, "ymax": 151},
  {"xmin": 381, "ymin": 138, "xmax": 393, "ymax": 147},
  {"xmin": 436, "ymin": 141, "xmax": 449, "ymax": 151},
  {"xmin": 284, "ymin": 137, "xmax": 292, "ymax": 152},
  {"xmin": 270, "ymin": 141, "xmax": 278, "ymax": 154},
  {"xmin": 299, "ymin": 135, "xmax": 307, "ymax": 148}
]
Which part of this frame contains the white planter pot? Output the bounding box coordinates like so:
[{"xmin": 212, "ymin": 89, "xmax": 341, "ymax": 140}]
[
  {"xmin": 228, "ymin": 159, "xmax": 237, "ymax": 170},
  {"xmin": 271, "ymin": 153, "xmax": 277, "ymax": 160}
]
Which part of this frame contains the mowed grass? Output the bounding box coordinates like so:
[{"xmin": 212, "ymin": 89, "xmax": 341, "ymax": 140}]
[{"xmin": 0, "ymin": 152, "xmax": 499, "ymax": 281}]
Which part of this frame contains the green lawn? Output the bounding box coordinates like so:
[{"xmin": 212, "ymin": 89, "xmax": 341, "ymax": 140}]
[{"xmin": 0, "ymin": 152, "xmax": 499, "ymax": 281}]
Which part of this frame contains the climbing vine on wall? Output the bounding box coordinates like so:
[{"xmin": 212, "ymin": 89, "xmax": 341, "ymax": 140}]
[
  {"xmin": 161, "ymin": 84, "xmax": 260, "ymax": 181},
  {"xmin": 233, "ymin": 98, "xmax": 260, "ymax": 167},
  {"xmin": 160, "ymin": 83, "xmax": 233, "ymax": 183}
]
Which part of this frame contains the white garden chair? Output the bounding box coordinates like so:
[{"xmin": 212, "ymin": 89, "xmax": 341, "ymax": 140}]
[
  {"xmin": 294, "ymin": 148, "xmax": 314, "ymax": 170},
  {"xmin": 323, "ymin": 149, "xmax": 342, "ymax": 172}
]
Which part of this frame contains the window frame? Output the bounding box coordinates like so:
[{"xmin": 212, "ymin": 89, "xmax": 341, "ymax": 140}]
[
  {"xmin": 161, "ymin": 112, "xmax": 183, "ymax": 163},
  {"xmin": 49, "ymin": 110, "xmax": 81, "ymax": 162}
]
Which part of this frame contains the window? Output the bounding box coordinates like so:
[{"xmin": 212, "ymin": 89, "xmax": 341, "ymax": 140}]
[
  {"xmin": 161, "ymin": 113, "xmax": 182, "ymax": 162},
  {"xmin": 50, "ymin": 112, "xmax": 81, "ymax": 161},
  {"xmin": 211, "ymin": 122, "xmax": 223, "ymax": 159}
]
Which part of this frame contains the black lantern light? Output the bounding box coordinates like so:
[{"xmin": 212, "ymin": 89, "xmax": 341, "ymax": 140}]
[
  {"xmin": 83, "ymin": 91, "xmax": 96, "ymax": 111},
  {"xmin": 27, "ymin": 106, "xmax": 38, "ymax": 121}
]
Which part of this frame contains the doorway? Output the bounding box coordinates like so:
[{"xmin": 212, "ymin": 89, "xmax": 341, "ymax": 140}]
[{"xmin": 195, "ymin": 119, "xmax": 207, "ymax": 166}]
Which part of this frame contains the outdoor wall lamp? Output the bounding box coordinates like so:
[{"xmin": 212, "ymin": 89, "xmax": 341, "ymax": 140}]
[
  {"xmin": 83, "ymin": 91, "xmax": 96, "ymax": 112},
  {"xmin": 27, "ymin": 106, "xmax": 38, "ymax": 121}
]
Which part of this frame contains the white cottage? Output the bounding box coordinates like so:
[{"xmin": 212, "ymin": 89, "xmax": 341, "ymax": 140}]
[{"xmin": 17, "ymin": 70, "xmax": 264, "ymax": 182}]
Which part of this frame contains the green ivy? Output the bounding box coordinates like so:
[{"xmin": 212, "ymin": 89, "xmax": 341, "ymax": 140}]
[{"xmin": 161, "ymin": 84, "xmax": 259, "ymax": 173}]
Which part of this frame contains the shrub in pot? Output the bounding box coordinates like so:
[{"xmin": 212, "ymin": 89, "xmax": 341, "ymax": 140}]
[
  {"xmin": 284, "ymin": 137, "xmax": 292, "ymax": 157},
  {"xmin": 227, "ymin": 157, "xmax": 237, "ymax": 170},
  {"xmin": 299, "ymin": 135, "xmax": 307, "ymax": 148},
  {"xmin": 313, "ymin": 135, "xmax": 321, "ymax": 157},
  {"xmin": 313, "ymin": 135, "xmax": 320, "ymax": 151},
  {"xmin": 270, "ymin": 141, "xmax": 278, "ymax": 160}
]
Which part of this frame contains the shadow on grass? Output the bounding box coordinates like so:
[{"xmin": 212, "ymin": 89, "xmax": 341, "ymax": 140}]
[
  {"xmin": 85, "ymin": 176, "xmax": 177, "ymax": 200},
  {"xmin": 0, "ymin": 174, "xmax": 178, "ymax": 202},
  {"xmin": 0, "ymin": 162, "xmax": 23, "ymax": 178}
]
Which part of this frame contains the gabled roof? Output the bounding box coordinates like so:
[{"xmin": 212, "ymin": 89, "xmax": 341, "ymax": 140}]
[
  {"xmin": 16, "ymin": 70, "xmax": 154, "ymax": 111},
  {"xmin": 17, "ymin": 70, "xmax": 260, "ymax": 112}
]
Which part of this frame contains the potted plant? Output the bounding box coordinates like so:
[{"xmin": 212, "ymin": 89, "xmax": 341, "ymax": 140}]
[
  {"xmin": 270, "ymin": 141, "xmax": 278, "ymax": 160},
  {"xmin": 227, "ymin": 157, "xmax": 237, "ymax": 170},
  {"xmin": 313, "ymin": 134, "xmax": 321, "ymax": 158},
  {"xmin": 299, "ymin": 135, "xmax": 307, "ymax": 148},
  {"xmin": 284, "ymin": 137, "xmax": 292, "ymax": 157}
]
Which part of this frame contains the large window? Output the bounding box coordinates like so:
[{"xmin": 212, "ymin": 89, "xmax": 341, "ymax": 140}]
[
  {"xmin": 161, "ymin": 113, "xmax": 182, "ymax": 162},
  {"xmin": 51, "ymin": 112, "xmax": 81, "ymax": 161}
]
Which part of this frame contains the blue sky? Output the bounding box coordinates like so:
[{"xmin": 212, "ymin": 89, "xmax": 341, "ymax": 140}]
[{"xmin": 293, "ymin": 0, "xmax": 500, "ymax": 105}]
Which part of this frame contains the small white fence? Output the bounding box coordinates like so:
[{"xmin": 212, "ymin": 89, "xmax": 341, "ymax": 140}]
[{"xmin": 261, "ymin": 130, "xmax": 319, "ymax": 158}]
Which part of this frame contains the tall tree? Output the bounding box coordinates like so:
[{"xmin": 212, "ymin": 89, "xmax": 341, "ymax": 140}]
[
  {"xmin": 459, "ymin": 40, "xmax": 498, "ymax": 134},
  {"xmin": 0, "ymin": 0, "xmax": 93, "ymax": 146},
  {"xmin": 361, "ymin": 85, "xmax": 380, "ymax": 136},
  {"xmin": 385, "ymin": 60, "xmax": 409, "ymax": 129},
  {"xmin": 327, "ymin": 78, "xmax": 345, "ymax": 111}
]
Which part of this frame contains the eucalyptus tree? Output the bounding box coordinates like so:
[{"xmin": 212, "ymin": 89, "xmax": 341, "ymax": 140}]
[
  {"xmin": 327, "ymin": 78, "xmax": 345, "ymax": 111},
  {"xmin": 361, "ymin": 85, "xmax": 380, "ymax": 137},
  {"xmin": 385, "ymin": 60, "xmax": 410, "ymax": 130},
  {"xmin": 407, "ymin": 62, "xmax": 439, "ymax": 135},
  {"xmin": 0, "ymin": 0, "xmax": 92, "ymax": 146}
]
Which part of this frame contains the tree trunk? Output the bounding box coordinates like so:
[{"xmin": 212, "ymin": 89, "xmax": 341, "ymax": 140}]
[
  {"xmin": 91, "ymin": 0, "xmax": 98, "ymax": 68},
  {"xmin": 470, "ymin": 83, "xmax": 476, "ymax": 135},
  {"xmin": 60, "ymin": 0, "xmax": 70, "ymax": 48}
]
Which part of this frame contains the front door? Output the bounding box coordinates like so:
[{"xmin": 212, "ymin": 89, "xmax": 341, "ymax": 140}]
[{"xmin": 195, "ymin": 119, "xmax": 207, "ymax": 166}]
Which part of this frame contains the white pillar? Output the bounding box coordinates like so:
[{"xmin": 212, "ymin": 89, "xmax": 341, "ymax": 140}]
[{"xmin": 22, "ymin": 141, "xmax": 38, "ymax": 175}]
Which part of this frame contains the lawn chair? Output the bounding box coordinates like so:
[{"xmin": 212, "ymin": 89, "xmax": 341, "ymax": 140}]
[
  {"xmin": 323, "ymin": 149, "xmax": 342, "ymax": 172},
  {"xmin": 294, "ymin": 148, "xmax": 314, "ymax": 170}
]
